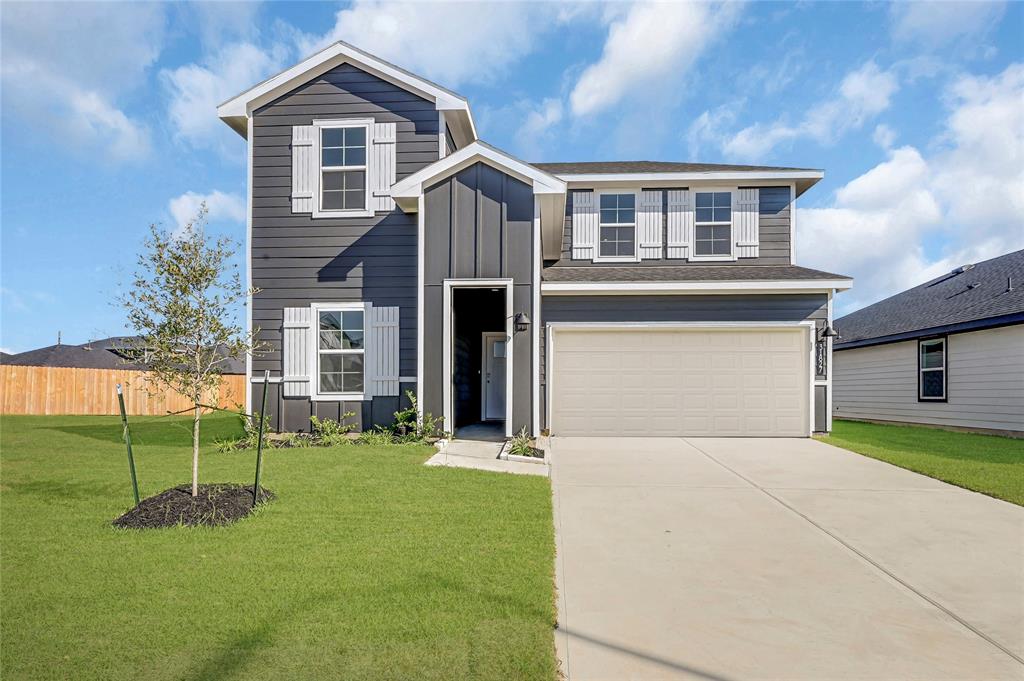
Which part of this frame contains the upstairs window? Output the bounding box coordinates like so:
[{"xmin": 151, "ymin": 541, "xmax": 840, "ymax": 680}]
[
  {"xmin": 694, "ymin": 191, "xmax": 732, "ymax": 258},
  {"xmin": 318, "ymin": 308, "xmax": 365, "ymax": 395},
  {"xmin": 598, "ymin": 193, "xmax": 636, "ymax": 259},
  {"xmin": 320, "ymin": 125, "xmax": 367, "ymax": 212},
  {"xmin": 919, "ymin": 338, "xmax": 946, "ymax": 401}
]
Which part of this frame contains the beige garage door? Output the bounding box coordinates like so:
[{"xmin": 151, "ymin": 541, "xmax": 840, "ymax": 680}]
[{"xmin": 550, "ymin": 327, "xmax": 810, "ymax": 437}]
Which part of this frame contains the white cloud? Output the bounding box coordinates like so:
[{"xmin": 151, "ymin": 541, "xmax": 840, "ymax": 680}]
[
  {"xmin": 723, "ymin": 61, "xmax": 898, "ymax": 160},
  {"xmin": 799, "ymin": 63, "xmax": 1024, "ymax": 314},
  {"xmin": 570, "ymin": 1, "xmax": 740, "ymax": 117},
  {"xmin": 872, "ymin": 124, "xmax": 897, "ymax": 150},
  {"xmin": 891, "ymin": 1, "xmax": 1005, "ymax": 47},
  {"xmin": 686, "ymin": 103, "xmax": 740, "ymax": 158},
  {"xmin": 168, "ymin": 191, "xmax": 246, "ymax": 235},
  {"xmin": 0, "ymin": 2, "xmax": 165, "ymax": 161},
  {"xmin": 162, "ymin": 41, "xmax": 289, "ymax": 152},
  {"xmin": 516, "ymin": 97, "xmax": 565, "ymax": 140},
  {"xmin": 296, "ymin": 0, "xmax": 562, "ymax": 88}
]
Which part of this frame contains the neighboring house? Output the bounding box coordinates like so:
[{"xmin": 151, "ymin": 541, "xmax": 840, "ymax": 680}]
[
  {"xmin": 217, "ymin": 41, "xmax": 852, "ymax": 438},
  {"xmin": 3, "ymin": 336, "xmax": 246, "ymax": 374},
  {"xmin": 833, "ymin": 250, "xmax": 1024, "ymax": 436}
]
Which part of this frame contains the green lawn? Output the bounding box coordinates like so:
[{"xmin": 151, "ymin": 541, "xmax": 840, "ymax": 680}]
[
  {"xmin": 0, "ymin": 414, "xmax": 558, "ymax": 680},
  {"xmin": 818, "ymin": 420, "xmax": 1024, "ymax": 506}
]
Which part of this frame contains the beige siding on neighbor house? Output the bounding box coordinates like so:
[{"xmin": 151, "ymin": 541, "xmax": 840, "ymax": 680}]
[{"xmin": 833, "ymin": 325, "xmax": 1024, "ymax": 432}]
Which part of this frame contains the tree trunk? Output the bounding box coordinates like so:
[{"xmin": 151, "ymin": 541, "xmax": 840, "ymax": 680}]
[{"xmin": 192, "ymin": 403, "xmax": 201, "ymax": 497}]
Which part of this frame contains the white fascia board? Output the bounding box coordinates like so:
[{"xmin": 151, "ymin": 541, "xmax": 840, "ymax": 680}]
[
  {"xmin": 555, "ymin": 170, "xmax": 824, "ymax": 184},
  {"xmin": 541, "ymin": 279, "xmax": 854, "ymax": 295},
  {"xmin": 217, "ymin": 40, "xmax": 475, "ymax": 139},
  {"xmin": 392, "ymin": 142, "xmax": 566, "ymax": 211}
]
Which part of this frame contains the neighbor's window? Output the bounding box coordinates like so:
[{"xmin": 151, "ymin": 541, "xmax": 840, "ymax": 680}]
[
  {"xmin": 599, "ymin": 193, "xmax": 636, "ymax": 258},
  {"xmin": 694, "ymin": 191, "xmax": 732, "ymax": 257},
  {"xmin": 318, "ymin": 309, "xmax": 364, "ymax": 394},
  {"xmin": 919, "ymin": 338, "xmax": 946, "ymax": 401},
  {"xmin": 320, "ymin": 126, "xmax": 366, "ymax": 212}
]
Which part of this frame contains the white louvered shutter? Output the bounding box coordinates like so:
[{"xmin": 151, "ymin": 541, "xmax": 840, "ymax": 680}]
[
  {"xmin": 667, "ymin": 190, "xmax": 693, "ymax": 259},
  {"xmin": 571, "ymin": 191, "xmax": 598, "ymax": 260},
  {"xmin": 367, "ymin": 306, "xmax": 400, "ymax": 397},
  {"xmin": 370, "ymin": 122, "xmax": 397, "ymax": 212},
  {"xmin": 291, "ymin": 126, "xmax": 316, "ymax": 214},
  {"xmin": 637, "ymin": 190, "xmax": 664, "ymax": 259},
  {"xmin": 734, "ymin": 188, "xmax": 760, "ymax": 258},
  {"xmin": 282, "ymin": 307, "xmax": 313, "ymax": 397}
]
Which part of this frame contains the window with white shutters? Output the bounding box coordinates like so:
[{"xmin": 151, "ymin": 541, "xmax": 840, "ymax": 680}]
[{"xmin": 290, "ymin": 119, "xmax": 397, "ymax": 217}]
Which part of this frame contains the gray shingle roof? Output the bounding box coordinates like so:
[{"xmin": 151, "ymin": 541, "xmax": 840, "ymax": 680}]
[
  {"xmin": 835, "ymin": 249, "xmax": 1024, "ymax": 348},
  {"xmin": 531, "ymin": 161, "xmax": 820, "ymax": 174},
  {"xmin": 542, "ymin": 263, "xmax": 850, "ymax": 282},
  {"xmin": 3, "ymin": 344, "xmax": 146, "ymax": 370}
]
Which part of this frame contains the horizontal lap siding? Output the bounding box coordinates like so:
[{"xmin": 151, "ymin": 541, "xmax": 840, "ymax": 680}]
[
  {"xmin": 833, "ymin": 326, "xmax": 1024, "ymax": 432},
  {"xmin": 251, "ymin": 63, "xmax": 437, "ymax": 428},
  {"xmin": 539, "ymin": 294, "xmax": 827, "ymax": 429}
]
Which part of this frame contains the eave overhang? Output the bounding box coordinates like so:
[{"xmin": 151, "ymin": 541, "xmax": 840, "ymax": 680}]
[
  {"xmin": 553, "ymin": 170, "xmax": 824, "ymax": 196},
  {"xmin": 541, "ymin": 279, "xmax": 854, "ymax": 295},
  {"xmin": 216, "ymin": 40, "xmax": 476, "ymax": 143}
]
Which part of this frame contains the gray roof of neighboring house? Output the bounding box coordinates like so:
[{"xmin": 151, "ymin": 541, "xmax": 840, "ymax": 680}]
[
  {"xmin": 3, "ymin": 343, "xmax": 146, "ymax": 370},
  {"xmin": 531, "ymin": 161, "xmax": 820, "ymax": 174},
  {"xmin": 542, "ymin": 263, "xmax": 850, "ymax": 283},
  {"xmin": 835, "ymin": 249, "xmax": 1024, "ymax": 349},
  {"xmin": 3, "ymin": 337, "xmax": 247, "ymax": 374}
]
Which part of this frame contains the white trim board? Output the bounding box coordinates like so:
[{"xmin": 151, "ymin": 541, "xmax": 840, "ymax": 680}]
[
  {"xmin": 391, "ymin": 141, "xmax": 566, "ymax": 212},
  {"xmin": 217, "ymin": 40, "xmax": 476, "ymax": 142},
  {"xmin": 541, "ymin": 280, "xmax": 853, "ymax": 295},
  {"xmin": 442, "ymin": 279, "xmax": 515, "ymax": 438}
]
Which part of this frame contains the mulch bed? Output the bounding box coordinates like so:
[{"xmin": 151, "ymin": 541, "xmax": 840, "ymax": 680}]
[{"xmin": 112, "ymin": 483, "xmax": 274, "ymax": 529}]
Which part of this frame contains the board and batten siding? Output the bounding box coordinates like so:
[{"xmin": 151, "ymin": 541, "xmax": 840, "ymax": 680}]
[
  {"xmin": 422, "ymin": 162, "xmax": 536, "ymax": 434},
  {"xmin": 558, "ymin": 186, "xmax": 792, "ymax": 265},
  {"xmin": 250, "ymin": 62, "xmax": 438, "ymax": 432},
  {"xmin": 833, "ymin": 325, "xmax": 1024, "ymax": 434},
  {"xmin": 539, "ymin": 293, "xmax": 828, "ymax": 430}
]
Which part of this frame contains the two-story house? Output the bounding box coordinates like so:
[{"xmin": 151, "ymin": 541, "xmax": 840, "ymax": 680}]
[{"xmin": 218, "ymin": 41, "xmax": 852, "ymax": 439}]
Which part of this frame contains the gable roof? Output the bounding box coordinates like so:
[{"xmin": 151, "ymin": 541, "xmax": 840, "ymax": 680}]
[
  {"xmin": 835, "ymin": 249, "xmax": 1024, "ymax": 349},
  {"xmin": 217, "ymin": 40, "xmax": 476, "ymax": 143},
  {"xmin": 391, "ymin": 140, "xmax": 567, "ymax": 211}
]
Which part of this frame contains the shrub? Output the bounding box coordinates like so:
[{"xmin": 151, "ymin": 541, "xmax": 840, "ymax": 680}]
[
  {"xmin": 391, "ymin": 390, "xmax": 446, "ymax": 442},
  {"xmin": 507, "ymin": 427, "xmax": 542, "ymax": 458},
  {"xmin": 310, "ymin": 413, "xmax": 356, "ymax": 446},
  {"xmin": 358, "ymin": 427, "xmax": 396, "ymax": 446}
]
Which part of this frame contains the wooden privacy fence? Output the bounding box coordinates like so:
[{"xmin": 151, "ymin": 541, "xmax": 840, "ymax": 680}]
[{"xmin": 0, "ymin": 365, "xmax": 246, "ymax": 416}]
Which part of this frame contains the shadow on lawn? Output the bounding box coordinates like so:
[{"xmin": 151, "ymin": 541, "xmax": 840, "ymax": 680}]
[
  {"xmin": 6, "ymin": 478, "xmax": 123, "ymax": 501},
  {"xmin": 45, "ymin": 416, "xmax": 242, "ymax": 447}
]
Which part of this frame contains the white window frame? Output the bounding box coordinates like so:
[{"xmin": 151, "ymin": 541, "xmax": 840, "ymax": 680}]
[
  {"xmin": 691, "ymin": 186, "xmax": 736, "ymax": 262},
  {"xmin": 918, "ymin": 337, "xmax": 947, "ymax": 402},
  {"xmin": 594, "ymin": 189, "xmax": 640, "ymax": 263},
  {"xmin": 312, "ymin": 119, "xmax": 373, "ymax": 219},
  {"xmin": 310, "ymin": 301, "xmax": 372, "ymax": 401}
]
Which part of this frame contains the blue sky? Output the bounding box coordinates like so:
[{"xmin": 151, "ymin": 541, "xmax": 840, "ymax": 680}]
[{"xmin": 2, "ymin": 0, "xmax": 1022, "ymax": 353}]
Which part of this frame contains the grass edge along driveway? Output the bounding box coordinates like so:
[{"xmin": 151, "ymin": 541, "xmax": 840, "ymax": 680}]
[
  {"xmin": 818, "ymin": 419, "xmax": 1024, "ymax": 506},
  {"xmin": 0, "ymin": 414, "xmax": 558, "ymax": 681}
]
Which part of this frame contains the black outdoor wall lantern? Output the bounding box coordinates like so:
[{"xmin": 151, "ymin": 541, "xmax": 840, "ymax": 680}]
[{"xmin": 514, "ymin": 312, "xmax": 531, "ymax": 333}]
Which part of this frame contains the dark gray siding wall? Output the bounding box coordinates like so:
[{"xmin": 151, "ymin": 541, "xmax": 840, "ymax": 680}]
[
  {"xmin": 539, "ymin": 293, "xmax": 828, "ymax": 430},
  {"xmin": 557, "ymin": 186, "xmax": 792, "ymax": 265},
  {"xmin": 423, "ymin": 162, "xmax": 535, "ymax": 433},
  {"xmin": 250, "ymin": 63, "xmax": 439, "ymax": 432}
]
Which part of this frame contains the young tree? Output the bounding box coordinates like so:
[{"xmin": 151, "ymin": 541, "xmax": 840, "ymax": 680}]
[{"xmin": 121, "ymin": 204, "xmax": 259, "ymax": 497}]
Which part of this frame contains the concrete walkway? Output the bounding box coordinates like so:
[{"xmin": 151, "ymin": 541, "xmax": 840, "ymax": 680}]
[
  {"xmin": 551, "ymin": 437, "xmax": 1024, "ymax": 680},
  {"xmin": 424, "ymin": 436, "xmax": 548, "ymax": 477}
]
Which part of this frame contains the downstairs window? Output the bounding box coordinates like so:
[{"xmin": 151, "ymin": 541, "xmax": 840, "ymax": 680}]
[{"xmin": 919, "ymin": 338, "xmax": 946, "ymax": 401}]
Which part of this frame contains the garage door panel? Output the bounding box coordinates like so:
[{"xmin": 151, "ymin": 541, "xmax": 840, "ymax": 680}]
[{"xmin": 551, "ymin": 328, "xmax": 809, "ymax": 437}]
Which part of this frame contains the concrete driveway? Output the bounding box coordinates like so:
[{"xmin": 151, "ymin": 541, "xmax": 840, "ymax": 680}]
[{"xmin": 551, "ymin": 437, "xmax": 1024, "ymax": 680}]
